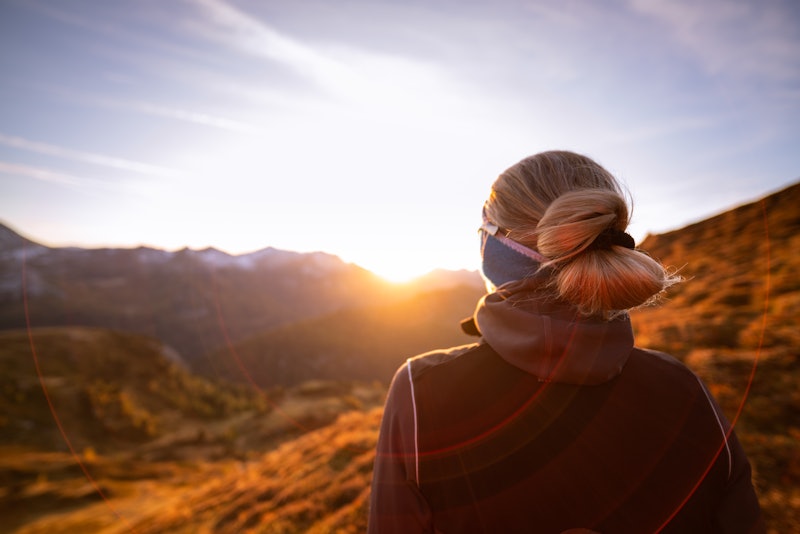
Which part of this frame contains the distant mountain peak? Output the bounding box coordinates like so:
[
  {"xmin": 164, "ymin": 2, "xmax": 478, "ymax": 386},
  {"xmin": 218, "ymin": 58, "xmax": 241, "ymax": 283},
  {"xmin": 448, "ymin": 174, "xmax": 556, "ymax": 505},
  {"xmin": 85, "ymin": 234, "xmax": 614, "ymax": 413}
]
[
  {"xmin": 0, "ymin": 221, "xmax": 31, "ymax": 248},
  {"xmin": 0, "ymin": 221, "xmax": 49, "ymax": 260}
]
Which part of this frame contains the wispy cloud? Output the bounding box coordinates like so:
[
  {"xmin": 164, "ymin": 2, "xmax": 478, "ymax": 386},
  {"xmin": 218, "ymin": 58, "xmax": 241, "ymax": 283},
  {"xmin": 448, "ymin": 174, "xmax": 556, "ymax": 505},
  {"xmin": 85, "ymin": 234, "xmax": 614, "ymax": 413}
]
[
  {"xmin": 101, "ymin": 99, "xmax": 263, "ymax": 135},
  {"xmin": 19, "ymin": 2, "xmax": 262, "ymax": 135},
  {"xmin": 187, "ymin": 0, "xmax": 456, "ymax": 114},
  {"xmin": 189, "ymin": 0, "xmax": 353, "ymax": 94},
  {"xmin": 0, "ymin": 160, "xmax": 85, "ymax": 187},
  {"xmin": 28, "ymin": 80, "xmax": 265, "ymax": 136},
  {"xmin": 0, "ymin": 133, "xmax": 184, "ymax": 178}
]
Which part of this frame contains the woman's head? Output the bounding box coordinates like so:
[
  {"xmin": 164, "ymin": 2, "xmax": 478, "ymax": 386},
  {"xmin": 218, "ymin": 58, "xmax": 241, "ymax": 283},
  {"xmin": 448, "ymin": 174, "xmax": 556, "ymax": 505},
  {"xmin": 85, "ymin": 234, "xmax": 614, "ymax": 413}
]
[{"xmin": 481, "ymin": 150, "xmax": 680, "ymax": 317}]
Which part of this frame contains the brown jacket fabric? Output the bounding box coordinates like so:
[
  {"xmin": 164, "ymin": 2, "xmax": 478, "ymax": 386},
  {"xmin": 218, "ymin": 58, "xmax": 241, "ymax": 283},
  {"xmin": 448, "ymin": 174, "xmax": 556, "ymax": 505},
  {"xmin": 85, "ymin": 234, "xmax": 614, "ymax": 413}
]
[{"xmin": 368, "ymin": 275, "xmax": 764, "ymax": 534}]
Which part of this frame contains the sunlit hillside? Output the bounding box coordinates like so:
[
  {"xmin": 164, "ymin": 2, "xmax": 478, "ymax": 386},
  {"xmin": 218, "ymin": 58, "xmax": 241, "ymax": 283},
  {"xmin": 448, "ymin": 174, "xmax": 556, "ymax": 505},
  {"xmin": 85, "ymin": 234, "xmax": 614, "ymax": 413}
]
[
  {"xmin": 111, "ymin": 409, "xmax": 381, "ymax": 534},
  {"xmin": 632, "ymin": 180, "xmax": 800, "ymax": 355},
  {"xmin": 1, "ymin": 327, "xmax": 386, "ymax": 533},
  {"xmin": 0, "ymin": 327, "xmax": 267, "ymax": 453}
]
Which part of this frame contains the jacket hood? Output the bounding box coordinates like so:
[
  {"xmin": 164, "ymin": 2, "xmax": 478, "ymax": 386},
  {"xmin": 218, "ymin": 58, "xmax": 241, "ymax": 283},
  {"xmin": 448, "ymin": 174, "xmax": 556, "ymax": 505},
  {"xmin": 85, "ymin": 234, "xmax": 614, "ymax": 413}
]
[{"xmin": 465, "ymin": 273, "xmax": 634, "ymax": 385}]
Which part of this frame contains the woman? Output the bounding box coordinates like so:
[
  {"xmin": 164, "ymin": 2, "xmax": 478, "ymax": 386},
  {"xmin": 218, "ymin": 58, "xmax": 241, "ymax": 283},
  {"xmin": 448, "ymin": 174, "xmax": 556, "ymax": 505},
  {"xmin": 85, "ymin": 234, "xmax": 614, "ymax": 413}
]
[{"xmin": 367, "ymin": 151, "xmax": 763, "ymax": 533}]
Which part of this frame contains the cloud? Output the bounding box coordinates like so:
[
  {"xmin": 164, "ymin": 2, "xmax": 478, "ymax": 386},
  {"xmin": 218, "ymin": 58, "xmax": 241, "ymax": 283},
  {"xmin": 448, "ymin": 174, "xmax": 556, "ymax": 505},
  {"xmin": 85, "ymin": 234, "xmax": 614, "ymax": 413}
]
[
  {"xmin": 0, "ymin": 133, "xmax": 184, "ymax": 178},
  {"xmin": 0, "ymin": 160, "xmax": 85, "ymax": 187},
  {"xmin": 189, "ymin": 0, "xmax": 357, "ymax": 94},
  {"xmin": 102, "ymin": 99, "xmax": 263, "ymax": 135},
  {"xmin": 26, "ymin": 78, "xmax": 265, "ymax": 136},
  {"xmin": 187, "ymin": 0, "xmax": 459, "ymax": 115}
]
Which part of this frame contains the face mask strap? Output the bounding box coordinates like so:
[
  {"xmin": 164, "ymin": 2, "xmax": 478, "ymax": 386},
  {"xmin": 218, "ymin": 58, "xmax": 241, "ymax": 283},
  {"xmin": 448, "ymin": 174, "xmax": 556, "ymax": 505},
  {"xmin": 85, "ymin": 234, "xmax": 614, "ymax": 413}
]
[{"xmin": 480, "ymin": 208, "xmax": 547, "ymax": 263}]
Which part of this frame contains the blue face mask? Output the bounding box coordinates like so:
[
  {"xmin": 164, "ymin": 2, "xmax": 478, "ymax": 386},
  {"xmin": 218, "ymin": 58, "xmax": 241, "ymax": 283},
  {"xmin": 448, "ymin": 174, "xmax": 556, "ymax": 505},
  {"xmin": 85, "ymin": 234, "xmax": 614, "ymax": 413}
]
[{"xmin": 479, "ymin": 222, "xmax": 546, "ymax": 289}]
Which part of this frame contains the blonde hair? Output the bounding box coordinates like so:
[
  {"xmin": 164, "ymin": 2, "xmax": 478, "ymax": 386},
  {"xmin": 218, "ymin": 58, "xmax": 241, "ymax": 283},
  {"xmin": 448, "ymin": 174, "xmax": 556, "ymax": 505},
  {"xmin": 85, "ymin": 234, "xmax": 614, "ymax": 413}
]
[{"xmin": 484, "ymin": 150, "xmax": 680, "ymax": 316}]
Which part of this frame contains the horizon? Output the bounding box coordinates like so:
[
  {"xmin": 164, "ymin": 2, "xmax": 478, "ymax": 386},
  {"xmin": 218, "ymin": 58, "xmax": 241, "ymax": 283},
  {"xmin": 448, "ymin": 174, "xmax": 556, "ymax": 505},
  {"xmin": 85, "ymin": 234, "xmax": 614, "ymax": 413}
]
[
  {"xmin": 1, "ymin": 0, "xmax": 798, "ymax": 281},
  {"xmin": 3, "ymin": 174, "xmax": 795, "ymax": 282}
]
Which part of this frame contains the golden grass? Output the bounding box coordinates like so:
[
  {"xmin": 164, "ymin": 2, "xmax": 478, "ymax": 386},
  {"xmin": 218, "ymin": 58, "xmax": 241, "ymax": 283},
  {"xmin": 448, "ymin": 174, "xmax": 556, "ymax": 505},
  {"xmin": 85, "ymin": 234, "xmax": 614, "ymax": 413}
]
[{"xmin": 3, "ymin": 399, "xmax": 383, "ymax": 534}]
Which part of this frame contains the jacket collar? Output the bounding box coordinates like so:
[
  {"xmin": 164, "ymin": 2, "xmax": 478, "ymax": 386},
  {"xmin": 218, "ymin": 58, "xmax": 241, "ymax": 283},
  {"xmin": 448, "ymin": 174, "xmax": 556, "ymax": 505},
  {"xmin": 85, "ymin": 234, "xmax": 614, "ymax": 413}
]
[{"xmin": 463, "ymin": 273, "xmax": 633, "ymax": 385}]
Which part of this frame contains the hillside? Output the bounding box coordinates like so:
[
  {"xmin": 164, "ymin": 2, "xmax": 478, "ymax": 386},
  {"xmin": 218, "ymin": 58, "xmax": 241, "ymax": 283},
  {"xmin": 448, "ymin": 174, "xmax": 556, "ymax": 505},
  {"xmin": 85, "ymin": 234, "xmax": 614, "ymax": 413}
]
[
  {"xmin": 631, "ymin": 180, "xmax": 800, "ymax": 355},
  {"xmin": 1, "ymin": 328, "xmax": 387, "ymax": 533},
  {"xmin": 1, "ymin": 182, "xmax": 798, "ymax": 533},
  {"xmin": 0, "ymin": 327, "xmax": 266, "ymax": 453},
  {"xmin": 3, "ymin": 409, "xmax": 383, "ymax": 534},
  {"xmin": 200, "ymin": 283, "xmax": 485, "ymax": 387}
]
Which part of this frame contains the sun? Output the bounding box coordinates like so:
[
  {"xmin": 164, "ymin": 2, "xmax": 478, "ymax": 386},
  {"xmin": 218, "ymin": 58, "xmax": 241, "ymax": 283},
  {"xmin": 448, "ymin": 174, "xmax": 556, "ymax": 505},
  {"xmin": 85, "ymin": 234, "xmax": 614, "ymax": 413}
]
[
  {"xmin": 339, "ymin": 228, "xmax": 480, "ymax": 285},
  {"xmin": 362, "ymin": 258, "xmax": 431, "ymax": 284}
]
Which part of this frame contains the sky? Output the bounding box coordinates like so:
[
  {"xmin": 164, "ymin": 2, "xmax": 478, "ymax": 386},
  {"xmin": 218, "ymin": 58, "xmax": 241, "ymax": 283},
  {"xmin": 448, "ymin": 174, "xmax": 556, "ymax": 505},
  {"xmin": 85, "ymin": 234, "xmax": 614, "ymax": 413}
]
[{"xmin": 0, "ymin": 0, "xmax": 798, "ymax": 281}]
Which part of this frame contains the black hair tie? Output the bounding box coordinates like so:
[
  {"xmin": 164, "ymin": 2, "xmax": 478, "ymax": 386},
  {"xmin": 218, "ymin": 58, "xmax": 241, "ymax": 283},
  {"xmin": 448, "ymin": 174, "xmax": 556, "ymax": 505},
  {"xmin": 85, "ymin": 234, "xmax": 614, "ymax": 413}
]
[{"xmin": 590, "ymin": 228, "xmax": 636, "ymax": 250}]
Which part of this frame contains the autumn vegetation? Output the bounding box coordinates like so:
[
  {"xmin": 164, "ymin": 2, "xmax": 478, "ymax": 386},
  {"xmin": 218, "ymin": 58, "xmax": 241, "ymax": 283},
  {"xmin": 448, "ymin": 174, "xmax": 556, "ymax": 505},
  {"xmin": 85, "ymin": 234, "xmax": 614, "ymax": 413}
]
[{"xmin": 1, "ymin": 181, "xmax": 798, "ymax": 532}]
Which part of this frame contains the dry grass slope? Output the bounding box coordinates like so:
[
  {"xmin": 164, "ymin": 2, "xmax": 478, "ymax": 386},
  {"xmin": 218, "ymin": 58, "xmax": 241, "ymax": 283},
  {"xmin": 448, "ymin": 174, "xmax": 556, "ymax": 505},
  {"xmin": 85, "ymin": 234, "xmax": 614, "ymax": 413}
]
[
  {"xmin": 132, "ymin": 409, "xmax": 381, "ymax": 534},
  {"xmin": 2, "ymin": 182, "xmax": 798, "ymax": 533},
  {"xmin": 0, "ymin": 327, "xmax": 267, "ymax": 453},
  {"xmin": 632, "ymin": 181, "xmax": 800, "ymax": 354},
  {"xmin": 6, "ymin": 410, "xmax": 382, "ymax": 534}
]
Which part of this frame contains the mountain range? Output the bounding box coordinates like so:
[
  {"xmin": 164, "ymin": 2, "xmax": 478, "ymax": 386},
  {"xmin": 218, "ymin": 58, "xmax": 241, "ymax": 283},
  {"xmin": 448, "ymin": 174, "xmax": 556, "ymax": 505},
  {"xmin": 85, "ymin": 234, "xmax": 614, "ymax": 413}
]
[{"xmin": 0, "ymin": 222, "xmax": 483, "ymax": 379}]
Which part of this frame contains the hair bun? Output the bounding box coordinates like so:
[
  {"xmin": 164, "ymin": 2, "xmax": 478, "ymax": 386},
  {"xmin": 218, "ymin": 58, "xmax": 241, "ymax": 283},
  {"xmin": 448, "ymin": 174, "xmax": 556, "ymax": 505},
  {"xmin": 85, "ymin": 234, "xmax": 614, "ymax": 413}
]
[{"xmin": 535, "ymin": 189, "xmax": 627, "ymax": 261}]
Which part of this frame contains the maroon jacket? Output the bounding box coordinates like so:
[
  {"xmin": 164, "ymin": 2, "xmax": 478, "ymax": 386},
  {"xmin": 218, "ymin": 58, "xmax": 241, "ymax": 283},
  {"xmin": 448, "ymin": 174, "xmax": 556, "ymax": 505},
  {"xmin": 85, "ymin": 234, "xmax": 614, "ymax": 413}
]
[{"xmin": 368, "ymin": 276, "xmax": 764, "ymax": 534}]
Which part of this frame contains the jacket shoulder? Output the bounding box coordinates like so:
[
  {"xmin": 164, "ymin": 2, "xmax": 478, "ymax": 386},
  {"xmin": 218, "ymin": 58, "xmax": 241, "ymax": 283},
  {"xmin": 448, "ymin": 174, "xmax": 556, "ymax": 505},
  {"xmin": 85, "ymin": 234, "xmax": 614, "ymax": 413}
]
[
  {"xmin": 407, "ymin": 342, "xmax": 484, "ymax": 378},
  {"xmin": 626, "ymin": 347, "xmax": 714, "ymax": 404},
  {"xmin": 630, "ymin": 347, "xmax": 698, "ymax": 378}
]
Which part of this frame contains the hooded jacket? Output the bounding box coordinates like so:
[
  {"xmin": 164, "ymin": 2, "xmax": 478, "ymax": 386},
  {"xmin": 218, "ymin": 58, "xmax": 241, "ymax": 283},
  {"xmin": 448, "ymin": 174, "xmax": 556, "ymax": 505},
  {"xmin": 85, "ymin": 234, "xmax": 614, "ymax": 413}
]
[{"xmin": 368, "ymin": 275, "xmax": 764, "ymax": 534}]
